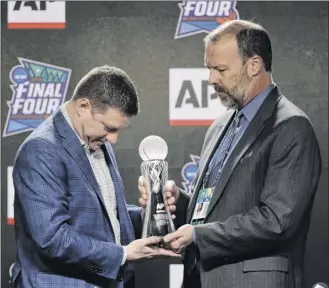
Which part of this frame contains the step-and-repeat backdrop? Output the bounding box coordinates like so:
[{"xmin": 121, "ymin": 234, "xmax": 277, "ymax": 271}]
[{"xmin": 1, "ymin": 1, "xmax": 328, "ymax": 287}]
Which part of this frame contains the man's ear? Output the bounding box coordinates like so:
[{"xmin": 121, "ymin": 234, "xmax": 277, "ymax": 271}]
[
  {"xmin": 247, "ymin": 56, "xmax": 263, "ymax": 77},
  {"xmin": 76, "ymin": 98, "xmax": 91, "ymax": 116}
]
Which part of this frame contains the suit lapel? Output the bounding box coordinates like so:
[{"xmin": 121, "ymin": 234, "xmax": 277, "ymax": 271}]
[
  {"xmin": 54, "ymin": 110, "xmax": 134, "ymax": 244},
  {"xmin": 205, "ymin": 87, "xmax": 282, "ymax": 220},
  {"xmin": 187, "ymin": 111, "xmax": 235, "ymax": 221},
  {"xmin": 53, "ymin": 110, "xmax": 106, "ymax": 209}
]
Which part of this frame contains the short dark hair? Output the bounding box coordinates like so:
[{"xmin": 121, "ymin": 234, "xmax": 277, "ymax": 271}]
[
  {"xmin": 204, "ymin": 20, "xmax": 272, "ymax": 72},
  {"xmin": 72, "ymin": 65, "xmax": 140, "ymax": 117}
]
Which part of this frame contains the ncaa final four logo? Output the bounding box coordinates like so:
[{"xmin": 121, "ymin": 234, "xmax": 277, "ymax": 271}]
[
  {"xmin": 174, "ymin": 1, "xmax": 240, "ymax": 39},
  {"xmin": 181, "ymin": 155, "xmax": 200, "ymax": 194},
  {"xmin": 3, "ymin": 58, "xmax": 71, "ymax": 137}
]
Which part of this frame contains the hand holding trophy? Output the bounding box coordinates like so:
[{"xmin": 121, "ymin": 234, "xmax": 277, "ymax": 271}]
[{"xmin": 138, "ymin": 136, "xmax": 176, "ymax": 249}]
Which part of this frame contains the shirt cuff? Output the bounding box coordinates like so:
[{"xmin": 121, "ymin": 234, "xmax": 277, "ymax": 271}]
[
  {"xmin": 192, "ymin": 227, "xmax": 197, "ymax": 244},
  {"xmin": 121, "ymin": 246, "xmax": 127, "ymax": 265}
]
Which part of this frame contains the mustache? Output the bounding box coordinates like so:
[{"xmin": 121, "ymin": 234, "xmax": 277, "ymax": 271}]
[{"xmin": 214, "ymin": 85, "xmax": 226, "ymax": 93}]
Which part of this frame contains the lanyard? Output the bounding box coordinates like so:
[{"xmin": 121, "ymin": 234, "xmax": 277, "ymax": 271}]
[{"xmin": 202, "ymin": 111, "xmax": 242, "ymax": 188}]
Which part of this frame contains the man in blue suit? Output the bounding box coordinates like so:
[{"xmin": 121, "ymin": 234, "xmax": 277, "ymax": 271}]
[{"xmin": 12, "ymin": 65, "xmax": 179, "ymax": 288}]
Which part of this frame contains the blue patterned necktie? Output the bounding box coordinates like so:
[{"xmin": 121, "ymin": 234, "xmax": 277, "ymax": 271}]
[{"xmin": 203, "ymin": 111, "xmax": 243, "ymax": 188}]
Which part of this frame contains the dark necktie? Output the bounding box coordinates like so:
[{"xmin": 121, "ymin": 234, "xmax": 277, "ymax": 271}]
[{"xmin": 204, "ymin": 111, "xmax": 243, "ymax": 188}]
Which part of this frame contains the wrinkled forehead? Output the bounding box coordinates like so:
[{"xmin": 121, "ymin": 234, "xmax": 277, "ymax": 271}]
[{"xmin": 204, "ymin": 35, "xmax": 241, "ymax": 68}]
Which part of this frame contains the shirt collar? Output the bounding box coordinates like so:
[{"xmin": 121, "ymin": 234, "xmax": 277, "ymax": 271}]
[{"xmin": 240, "ymin": 84, "xmax": 274, "ymax": 123}]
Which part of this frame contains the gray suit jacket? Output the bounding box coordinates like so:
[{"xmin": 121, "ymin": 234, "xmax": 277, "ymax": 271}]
[{"xmin": 175, "ymin": 86, "xmax": 322, "ymax": 288}]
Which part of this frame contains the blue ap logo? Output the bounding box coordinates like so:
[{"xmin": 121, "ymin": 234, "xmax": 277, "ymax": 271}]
[
  {"xmin": 181, "ymin": 154, "xmax": 200, "ymax": 194},
  {"xmin": 3, "ymin": 58, "xmax": 71, "ymax": 137},
  {"xmin": 174, "ymin": 1, "xmax": 240, "ymax": 39}
]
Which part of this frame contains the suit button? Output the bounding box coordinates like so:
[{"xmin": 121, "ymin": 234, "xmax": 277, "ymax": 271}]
[{"xmin": 117, "ymin": 273, "xmax": 123, "ymax": 281}]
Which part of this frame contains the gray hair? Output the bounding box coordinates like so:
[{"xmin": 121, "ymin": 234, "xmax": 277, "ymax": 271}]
[{"xmin": 204, "ymin": 20, "xmax": 272, "ymax": 72}]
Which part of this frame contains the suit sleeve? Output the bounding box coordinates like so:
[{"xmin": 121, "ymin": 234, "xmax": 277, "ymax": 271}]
[
  {"xmin": 13, "ymin": 139, "xmax": 125, "ymax": 280},
  {"xmin": 126, "ymin": 205, "xmax": 143, "ymax": 239},
  {"xmin": 194, "ymin": 117, "xmax": 322, "ymax": 264},
  {"xmin": 174, "ymin": 186, "xmax": 192, "ymax": 229}
]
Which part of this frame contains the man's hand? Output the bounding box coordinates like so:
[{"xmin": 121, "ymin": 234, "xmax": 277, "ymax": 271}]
[
  {"xmin": 163, "ymin": 224, "xmax": 194, "ymax": 254},
  {"xmin": 126, "ymin": 236, "xmax": 181, "ymax": 261},
  {"xmin": 138, "ymin": 177, "xmax": 179, "ymax": 219}
]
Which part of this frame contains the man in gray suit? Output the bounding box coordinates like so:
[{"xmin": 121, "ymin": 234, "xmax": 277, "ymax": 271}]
[{"xmin": 139, "ymin": 20, "xmax": 322, "ymax": 288}]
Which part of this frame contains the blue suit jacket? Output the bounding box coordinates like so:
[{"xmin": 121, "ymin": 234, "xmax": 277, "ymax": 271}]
[{"xmin": 11, "ymin": 109, "xmax": 141, "ymax": 288}]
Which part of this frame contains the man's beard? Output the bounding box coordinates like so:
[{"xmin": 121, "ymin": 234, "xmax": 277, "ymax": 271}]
[
  {"xmin": 215, "ymin": 86, "xmax": 243, "ymax": 110},
  {"xmin": 214, "ymin": 69, "xmax": 251, "ymax": 110}
]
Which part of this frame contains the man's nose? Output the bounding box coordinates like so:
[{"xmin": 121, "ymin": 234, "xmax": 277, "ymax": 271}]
[
  {"xmin": 106, "ymin": 133, "xmax": 118, "ymax": 144},
  {"xmin": 208, "ymin": 69, "xmax": 219, "ymax": 85}
]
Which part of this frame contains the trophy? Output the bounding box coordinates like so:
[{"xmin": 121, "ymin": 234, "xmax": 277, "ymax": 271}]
[{"xmin": 139, "ymin": 135, "xmax": 176, "ymax": 248}]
